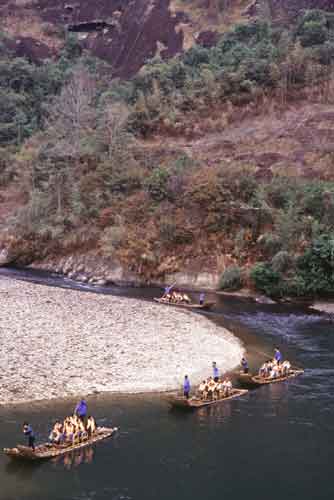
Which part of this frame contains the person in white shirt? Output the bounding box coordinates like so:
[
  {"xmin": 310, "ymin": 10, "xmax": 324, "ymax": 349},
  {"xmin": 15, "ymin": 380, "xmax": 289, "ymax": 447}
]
[
  {"xmin": 225, "ymin": 379, "xmax": 232, "ymax": 396},
  {"xmin": 198, "ymin": 380, "xmax": 206, "ymax": 399},
  {"xmin": 282, "ymin": 360, "xmax": 291, "ymax": 376}
]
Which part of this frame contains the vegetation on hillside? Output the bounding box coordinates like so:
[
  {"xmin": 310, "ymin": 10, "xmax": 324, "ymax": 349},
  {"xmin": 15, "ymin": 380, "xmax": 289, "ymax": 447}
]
[{"xmin": 1, "ymin": 11, "xmax": 334, "ymax": 297}]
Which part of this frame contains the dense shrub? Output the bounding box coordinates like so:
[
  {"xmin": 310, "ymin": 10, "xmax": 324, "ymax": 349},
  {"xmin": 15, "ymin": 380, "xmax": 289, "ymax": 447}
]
[
  {"xmin": 257, "ymin": 232, "xmax": 282, "ymax": 257},
  {"xmin": 145, "ymin": 167, "xmax": 170, "ymax": 201},
  {"xmin": 219, "ymin": 265, "xmax": 243, "ymax": 290},
  {"xmin": 296, "ymin": 234, "xmax": 334, "ymax": 294},
  {"xmin": 250, "ymin": 262, "xmax": 281, "ymax": 296},
  {"xmin": 296, "ymin": 10, "xmax": 329, "ymax": 47},
  {"xmin": 271, "ymin": 250, "xmax": 293, "ymax": 273}
]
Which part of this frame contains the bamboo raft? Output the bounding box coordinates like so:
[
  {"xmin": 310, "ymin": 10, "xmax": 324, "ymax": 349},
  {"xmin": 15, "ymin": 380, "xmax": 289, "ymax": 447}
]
[
  {"xmin": 4, "ymin": 426, "xmax": 117, "ymax": 461},
  {"xmin": 154, "ymin": 298, "xmax": 215, "ymax": 310},
  {"xmin": 238, "ymin": 369, "xmax": 304, "ymax": 388},
  {"xmin": 168, "ymin": 388, "xmax": 248, "ymax": 409}
]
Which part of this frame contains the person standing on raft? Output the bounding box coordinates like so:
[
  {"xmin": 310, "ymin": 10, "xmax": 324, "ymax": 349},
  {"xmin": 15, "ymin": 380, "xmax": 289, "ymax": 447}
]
[
  {"xmin": 74, "ymin": 399, "xmax": 87, "ymax": 422},
  {"xmin": 23, "ymin": 422, "xmax": 35, "ymax": 451},
  {"xmin": 274, "ymin": 348, "xmax": 283, "ymax": 365},
  {"xmin": 183, "ymin": 375, "xmax": 191, "ymax": 399},
  {"xmin": 212, "ymin": 361, "xmax": 219, "ymax": 382},
  {"xmin": 241, "ymin": 357, "xmax": 249, "ymax": 374}
]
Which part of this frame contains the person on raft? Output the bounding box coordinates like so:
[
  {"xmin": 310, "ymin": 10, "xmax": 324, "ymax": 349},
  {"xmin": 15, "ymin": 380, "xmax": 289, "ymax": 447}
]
[
  {"xmin": 23, "ymin": 422, "xmax": 35, "ymax": 451},
  {"xmin": 274, "ymin": 348, "xmax": 283, "ymax": 365},
  {"xmin": 74, "ymin": 399, "xmax": 87, "ymax": 422},
  {"xmin": 183, "ymin": 375, "xmax": 191, "ymax": 399},
  {"xmin": 212, "ymin": 361, "xmax": 219, "ymax": 382},
  {"xmin": 49, "ymin": 420, "xmax": 64, "ymax": 445},
  {"xmin": 86, "ymin": 416, "xmax": 97, "ymax": 437},
  {"xmin": 241, "ymin": 357, "xmax": 249, "ymax": 374},
  {"xmin": 199, "ymin": 292, "xmax": 205, "ymax": 305},
  {"xmin": 163, "ymin": 284, "xmax": 173, "ymax": 298}
]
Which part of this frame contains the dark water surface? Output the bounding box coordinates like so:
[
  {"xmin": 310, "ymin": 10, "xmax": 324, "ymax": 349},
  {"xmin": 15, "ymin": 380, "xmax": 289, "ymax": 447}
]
[{"xmin": 0, "ymin": 268, "xmax": 333, "ymax": 500}]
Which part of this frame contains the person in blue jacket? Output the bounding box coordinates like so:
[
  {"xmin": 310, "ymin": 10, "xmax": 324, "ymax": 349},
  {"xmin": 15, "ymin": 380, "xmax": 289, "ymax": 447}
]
[
  {"xmin": 241, "ymin": 357, "xmax": 249, "ymax": 374},
  {"xmin": 183, "ymin": 375, "xmax": 190, "ymax": 399},
  {"xmin": 23, "ymin": 422, "xmax": 35, "ymax": 451},
  {"xmin": 74, "ymin": 399, "xmax": 87, "ymax": 421},
  {"xmin": 274, "ymin": 348, "xmax": 282, "ymax": 365},
  {"xmin": 212, "ymin": 361, "xmax": 219, "ymax": 382}
]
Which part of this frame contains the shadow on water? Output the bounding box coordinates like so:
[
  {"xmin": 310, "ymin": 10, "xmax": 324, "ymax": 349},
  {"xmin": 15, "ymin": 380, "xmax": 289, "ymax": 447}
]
[{"xmin": 5, "ymin": 460, "xmax": 42, "ymax": 479}]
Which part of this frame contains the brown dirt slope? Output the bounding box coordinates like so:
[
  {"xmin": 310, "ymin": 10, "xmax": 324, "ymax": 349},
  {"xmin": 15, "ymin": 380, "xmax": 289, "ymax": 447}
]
[{"xmin": 141, "ymin": 96, "xmax": 334, "ymax": 181}]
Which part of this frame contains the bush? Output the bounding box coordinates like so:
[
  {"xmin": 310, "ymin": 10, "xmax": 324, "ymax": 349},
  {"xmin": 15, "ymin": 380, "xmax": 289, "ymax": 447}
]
[
  {"xmin": 250, "ymin": 262, "xmax": 281, "ymax": 296},
  {"xmin": 278, "ymin": 275, "xmax": 307, "ymax": 297},
  {"xmin": 257, "ymin": 232, "xmax": 282, "ymax": 257},
  {"xmin": 145, "ymin": 167, "xmax": 170, "ymax": 201},
  {"xmin": 297, "ymin": 10, "xmax": 329, "ymax": 47},
  {"xmin": 296, "ymin": 234, "xmax": 334, "ymax": 295},
  {"xmin": 271, "ymin": 250, "xmax": 293, "ymax": 273},
  {"xmin": 100, "ymin": 225, "xmax": 126, "ymax": 255},
  {"xmin": 159, "ymin": 213, "xmax": 193, "ymax": 245},
  {"xmin": 219, "ymin": 265, "xmax": 243, "ymax": 290}
]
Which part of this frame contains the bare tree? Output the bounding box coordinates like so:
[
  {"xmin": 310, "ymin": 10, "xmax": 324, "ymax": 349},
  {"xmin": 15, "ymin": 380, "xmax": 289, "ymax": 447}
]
[
  {"xmin": 99, "ymin": 101, "xmax": 130, "ymax": 161},
  {"xmin": 41, "ymin": 65, "xmax": 97, "ymax": 216},
  {"xmin": 45, "ymin": 64, "xmax": 97, "ymax": 160}
]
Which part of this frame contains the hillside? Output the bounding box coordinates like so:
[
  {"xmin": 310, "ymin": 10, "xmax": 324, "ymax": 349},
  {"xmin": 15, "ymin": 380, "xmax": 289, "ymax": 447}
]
[
  {"xmin": 1, "ymin": 3, "xmax": 334, "ymax": 297},
  {"xmin": 2, "ymin": 0, "xmax": 334, "ymax": 71}
]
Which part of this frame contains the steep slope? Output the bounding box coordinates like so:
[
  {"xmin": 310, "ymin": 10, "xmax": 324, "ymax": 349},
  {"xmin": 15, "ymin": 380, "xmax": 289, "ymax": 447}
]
[
  {"xmin": 149, "ymin": 100, "xmax": 334, "ymax": 180},
  {"xmin": 1, "ymin": 3, "xmax": 334, "ymax": 296}
]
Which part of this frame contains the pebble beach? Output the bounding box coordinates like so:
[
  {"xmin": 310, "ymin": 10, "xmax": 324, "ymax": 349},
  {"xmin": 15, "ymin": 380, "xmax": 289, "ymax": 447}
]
[{"xmin": 0, "ymin": 278, "xmax": 243, "ymax": 405}]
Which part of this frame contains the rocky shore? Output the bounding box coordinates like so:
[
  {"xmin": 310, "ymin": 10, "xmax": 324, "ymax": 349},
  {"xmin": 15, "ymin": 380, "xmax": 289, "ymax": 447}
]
[{"xmin": 0, "ymin": 278, "xmax": 243, "ymax": 405}]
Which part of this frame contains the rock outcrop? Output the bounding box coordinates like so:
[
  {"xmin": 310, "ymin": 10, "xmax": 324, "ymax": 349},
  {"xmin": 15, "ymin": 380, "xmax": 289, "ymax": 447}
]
[
  {"xmin": 3, "ymin": 0, "xmax": 334, "ymax": 76},
  {"xmin": 0, "ymin": 0, "xmax": 184, "ymax": 77}
]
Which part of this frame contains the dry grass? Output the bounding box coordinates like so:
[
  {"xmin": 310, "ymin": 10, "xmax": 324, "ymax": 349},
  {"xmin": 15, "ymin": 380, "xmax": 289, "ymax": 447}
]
[
  {"xmin": 171, "ymin": 0, "xmax": 251, "ymax": 40},
  {"xmin": 1, "ymin": 13, "xmax": 63, "ymax": 50}
]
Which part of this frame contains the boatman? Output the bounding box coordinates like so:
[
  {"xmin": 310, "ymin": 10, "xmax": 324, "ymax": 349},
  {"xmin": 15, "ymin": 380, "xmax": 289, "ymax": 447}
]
[
  {"xmin": 183, "ymin": 375, "xmax": 191, "ymax": 399},
  {"xmin": 163, "ymin": 282, "xmax": 176, "ymax": 298},
  {"xmin": 74, "ymin": 399, "xmax": 87, "ymax": 422},
  {"xmin": 212, "ymin": 361, "xmax": 219, "ymax": 382},
  {"xmin": 274, "ymin": 348, "xmax": 283, "ymax": 365},
  {"xmin": 23, "ymin": 422, "xmax": 35, "ymax": 451},
  {"xmin": 199, "ymin": 292, "xmax": 205, "ymax": 305},
  {"xmin": 241, "ymin": 357, "xmax": 249, "ymax": 374}
]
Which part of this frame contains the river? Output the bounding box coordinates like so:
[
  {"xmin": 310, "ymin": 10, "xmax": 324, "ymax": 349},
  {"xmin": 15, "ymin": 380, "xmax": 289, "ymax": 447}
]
[{"xmin": 0, "ymin": 268, "xmax": 333, "ymax": 500}]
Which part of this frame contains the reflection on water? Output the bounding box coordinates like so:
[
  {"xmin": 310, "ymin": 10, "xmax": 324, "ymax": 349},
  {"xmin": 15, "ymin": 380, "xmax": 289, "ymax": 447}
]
[{"xmin": 51, "ymin": 446, "xmax": 95, "ymax": 470}]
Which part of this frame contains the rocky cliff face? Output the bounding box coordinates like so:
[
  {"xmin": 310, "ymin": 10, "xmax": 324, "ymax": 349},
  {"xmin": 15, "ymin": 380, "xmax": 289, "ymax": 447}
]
[
  {"xmin": 0, "ymin": 0, "xmax": 185, "ymax": 76},
  {"xmin": 3, "ymin": 0, "xmax": 334, "ymax": 77}
]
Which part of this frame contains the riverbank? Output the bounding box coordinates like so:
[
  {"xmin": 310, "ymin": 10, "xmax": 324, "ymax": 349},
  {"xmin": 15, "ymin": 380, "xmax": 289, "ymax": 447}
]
[{"xmin": 0, "ymin": 277, "xmax": 243, "ymax": 405}]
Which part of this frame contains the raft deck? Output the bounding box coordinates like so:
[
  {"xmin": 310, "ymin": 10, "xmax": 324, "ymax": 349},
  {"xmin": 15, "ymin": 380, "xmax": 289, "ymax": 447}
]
[
  {"xmin": 154, "ymin": 298, "xmax": 215, "ymax": 310},
  {"xmin": 252, "ymin": 369, "xmax": 304, "ymax": 385},
  {"xmin": 169, "ymin": 388, "xmax": 248, "ymax": 409},
  {"xmin": 238, "ymin": 369, "xmax": 304, "ymax": 388},
  {"xmin": 4, "ymin": 426, "xmax": 117, "ymax": 461}
]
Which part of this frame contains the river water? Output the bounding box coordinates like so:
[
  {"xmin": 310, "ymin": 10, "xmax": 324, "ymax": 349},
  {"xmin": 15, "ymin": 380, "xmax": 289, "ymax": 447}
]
[{"xmin": 0, "ymin": 268, "xmax": 333, "ymax": 500}]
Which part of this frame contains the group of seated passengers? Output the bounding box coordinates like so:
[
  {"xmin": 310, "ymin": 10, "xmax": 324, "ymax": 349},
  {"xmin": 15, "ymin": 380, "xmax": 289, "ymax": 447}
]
[
  {"xmin": 49, "ymin": 414, "xmax": 96, "ymax": 446},
  {"xmin": 258, "ymin": 359, "xmax": 291, "ymax": 379},
  {"xmin": 163, "ymin": 291, "xmax": 191, "ymax": 304},
  {"xmin": 198, "ymin": 377, "xmax": 233, "ymax": 400}
]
